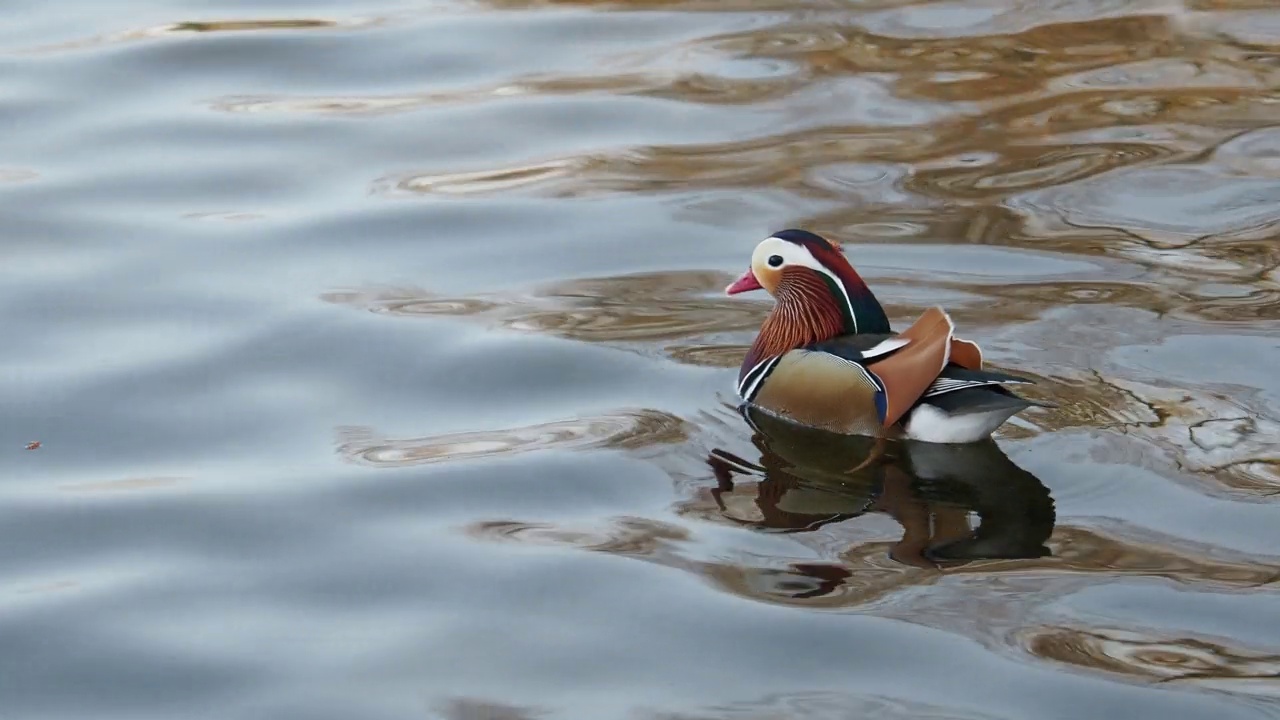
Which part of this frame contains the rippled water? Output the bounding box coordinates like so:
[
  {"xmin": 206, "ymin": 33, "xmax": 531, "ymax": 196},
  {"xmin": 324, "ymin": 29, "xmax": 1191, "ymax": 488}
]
[{"xmin": 5, "ymin": 1, "xmax": 1280, "ymax": 718}]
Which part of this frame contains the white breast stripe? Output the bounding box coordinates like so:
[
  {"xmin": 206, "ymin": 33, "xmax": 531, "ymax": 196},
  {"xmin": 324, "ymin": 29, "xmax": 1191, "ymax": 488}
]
[
  {"xmin": 739, "ymin": 356, "xmax": 782, "ymax": 401},
  {"xmin": 737, "ymin": 357, "xmax": 770, "ymax": 396},
  {"xmin": 831, "ymin": 272, "xmax": 856, "ymax": 334}
]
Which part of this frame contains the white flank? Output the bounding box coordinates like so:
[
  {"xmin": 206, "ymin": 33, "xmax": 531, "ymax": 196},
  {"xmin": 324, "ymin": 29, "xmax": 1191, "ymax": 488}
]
[{"xmin": 903, "ymin": 404, "xmax": 1021, "ymax": 444}]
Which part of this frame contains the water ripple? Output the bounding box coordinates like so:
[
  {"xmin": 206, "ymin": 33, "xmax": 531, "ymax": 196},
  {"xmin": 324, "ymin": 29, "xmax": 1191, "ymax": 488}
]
[
  {"xmin": 1011, "ymin": 165, "xmax": 1280, "ymax": 248},
  {"xmin": 372, "ymin": 90, "xmax": 1280, "ymax": 203},
  {"xmin": 1024, "ymin": 626, "xmax": 1280, "ymax": 689},
  {"xmin": 16, "ymin": 16, "xmax": 382, "ymax": 54},
  {"xmin": 210, "ymin": 72, "xmax": 804, "ymax": 116},
  {"xmin": 57, "ymin": 476, "xmax": 185, "ymax": 494},
  {"xmin": 9, "ymin": 0, "xmax": 1280, "ymax": 717},
  {"xmin": 323, "ymin": 270, "xmax": 765, "ymax": 344},
  {"xmin": 647, "ymin": 691, "xmax": 1009, "ymax": 720},
  {"xmin": 909, "ymin": 142, "xmax": 1179, "ymax": 200},
  {"xmin": 335, "ymin": 409, "xmax": 690, "ymax": 468},
  {"xmin": 466, "ymin": 516, "xmax": 691, "ymax": 556},
  {"xmin": 374, "ymin": 128, "xmax": 933, "ymax": 199}
]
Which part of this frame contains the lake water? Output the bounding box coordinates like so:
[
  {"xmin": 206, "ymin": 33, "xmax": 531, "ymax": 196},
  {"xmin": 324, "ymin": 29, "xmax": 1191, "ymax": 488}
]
[{"xmin": 4, "ymin": 1, "xmax": 1280, "ymax": 718}]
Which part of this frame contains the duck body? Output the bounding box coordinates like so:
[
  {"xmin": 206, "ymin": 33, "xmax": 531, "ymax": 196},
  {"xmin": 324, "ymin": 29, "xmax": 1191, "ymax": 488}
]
[{"xmin": 727, "ymin": 229, "xmax": 1048, "ymax": 444}]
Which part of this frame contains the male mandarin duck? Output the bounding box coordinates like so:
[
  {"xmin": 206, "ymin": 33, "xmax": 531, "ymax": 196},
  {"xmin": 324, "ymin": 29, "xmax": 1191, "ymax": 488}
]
[{"xmin": 725, "ymin": 229, "xmax": 1048, "ymax": 444}]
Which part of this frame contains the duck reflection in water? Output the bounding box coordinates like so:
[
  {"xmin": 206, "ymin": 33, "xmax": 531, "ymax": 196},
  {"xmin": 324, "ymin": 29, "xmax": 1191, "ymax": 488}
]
[{"xmin": 707, "ymin": 405, "xmax": 1055, "ymax": 572}]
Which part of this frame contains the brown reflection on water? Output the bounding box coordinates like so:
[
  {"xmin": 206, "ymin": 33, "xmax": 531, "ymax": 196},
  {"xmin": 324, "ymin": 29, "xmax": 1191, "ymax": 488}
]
[
  {"xmin": 468, "ymin": 515, "xmax": 691, "ymax": 557},
  {"xmin": 1024, "ymin": 626, "xmax": 1280, "ymax": 690},
  {"xmin": 696, "ymin": 407, "xmax": 1054, "ymax": 551},
  {"xmin": 462, "ymin": 480, "xmax": 1280, "ymax": 617},
  {"xmin": 712, "ymin": 14, "xmax": 1190, "ymax": 97},
  {"xmin": 906, "ymin": 142, "xmax": 1181, "ymax": 202},
  {"xmin": 473, "ymin": 509, "xmax": 1280, "ymax": 604},
  {"xmin": 462, "ymin": 397, "xmax": 1280, "ymax": 614},
  {"xmin": 468, "ymin": 404, "xmax": 1057, "ymax": 607},
  {"xmin": 997, "ymin": 525, "xmax": 1280, "ymax": 589},
  {"xmin": 680, "ymin": 406, "xmax": 1058, "ymax": 605},
  {"xmin": 336, "ymin": 409, "xmax": 689, "ymax": 468},
  {"xmin": 375, "ymin": 127, "xmax": 935, "ymax": 199},
  {"xmin": 941, "ymin": 279, "xmax": 1280, "ymax": 328},
  {"xmin": 663, "ymin": 343, "xmax": 749, "ymax": 369},
  {"xmin": 323, "ymin": 270, "xmax": 765, "ymax": 347},
  {"xmin": 326, "ymin": 267, "xmax": 1148, "ymax": 360},
  {"xmin": 211, "ymin": 72, "xmax": 802, "ymax": 117},
  {"xmin": 366, "ymin": 7, "xmax": 1280, "ymax": 206}
]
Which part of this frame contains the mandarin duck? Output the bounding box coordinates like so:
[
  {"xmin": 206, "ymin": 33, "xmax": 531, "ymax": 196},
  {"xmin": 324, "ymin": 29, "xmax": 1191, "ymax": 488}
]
[{"xmin": 725, "ymin": 229, "xmax": 1049, "ymax": 445}]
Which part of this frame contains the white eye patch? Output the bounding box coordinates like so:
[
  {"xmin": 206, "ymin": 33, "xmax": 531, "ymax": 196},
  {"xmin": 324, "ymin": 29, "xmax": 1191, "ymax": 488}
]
[
  {"xmin": 752, "ymin": 236, "xmax": 859, "ymax": 332},
  {"xmin": 752, "ymin": 237, "xmax": 821, "ymax": 271}
]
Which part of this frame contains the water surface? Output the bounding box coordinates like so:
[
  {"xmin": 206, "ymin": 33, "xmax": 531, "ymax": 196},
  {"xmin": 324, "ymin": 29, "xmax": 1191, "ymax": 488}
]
[{"xmin": 4, "ymin": 1, "xmax": 1280, "ymax": 718}]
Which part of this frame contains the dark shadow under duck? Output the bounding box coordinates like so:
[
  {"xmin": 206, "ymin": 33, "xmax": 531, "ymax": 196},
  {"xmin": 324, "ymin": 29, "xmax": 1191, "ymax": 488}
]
[{"xmin": 706, "ymin": 404, "xmax": 1055, "ymax": 569}]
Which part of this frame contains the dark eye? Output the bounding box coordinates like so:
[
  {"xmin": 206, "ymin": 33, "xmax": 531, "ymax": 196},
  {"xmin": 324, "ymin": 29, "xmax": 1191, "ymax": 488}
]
[{"xmin": 767, "ymin": 254, "xmax": 784, "ymax": 268}]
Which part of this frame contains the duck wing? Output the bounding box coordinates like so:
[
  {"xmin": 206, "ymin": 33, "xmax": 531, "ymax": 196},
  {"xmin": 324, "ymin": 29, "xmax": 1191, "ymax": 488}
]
[
  {"xmin": 808, "ymin": 329, "xmax": 983, "ymax": 372},
  {"xmin": 864, "ymin": 307, "xmax": 956, "ymax": 428},
  {"xmin": 789, "ymin": 314, "xmax": 998, "ymax": 431},
  {"xmin": 923, "ymin": 365, "xmax": 1034, "ymax": 399},
  {"xmin": 806, "ymin": 333, "xmax": 910, "ymax": 363}
]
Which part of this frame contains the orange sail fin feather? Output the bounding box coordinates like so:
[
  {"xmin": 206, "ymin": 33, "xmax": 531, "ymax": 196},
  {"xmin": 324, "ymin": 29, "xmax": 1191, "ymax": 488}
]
[
  {"xmin": 949, "ymin": 337, "xmax": 983, "ymax": 370},
  {"xmin": 726, "ymin": 229, "xmax": 1051, "ymax": 444},
  {"xmin": 866, "ymin": 307, "xmax": 954, "ymax": 428}
]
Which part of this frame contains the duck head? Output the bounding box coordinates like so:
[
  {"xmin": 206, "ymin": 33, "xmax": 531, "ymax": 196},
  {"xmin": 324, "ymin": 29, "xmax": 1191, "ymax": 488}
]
[{"xmin": 726, "ymin": 229, "xmax": 892, "ymax": 340}]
